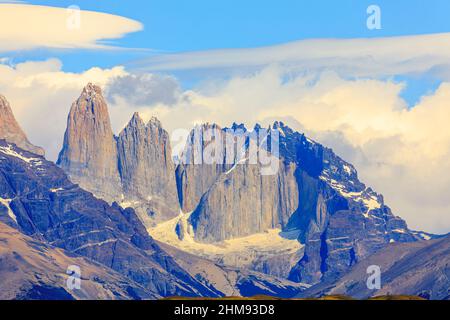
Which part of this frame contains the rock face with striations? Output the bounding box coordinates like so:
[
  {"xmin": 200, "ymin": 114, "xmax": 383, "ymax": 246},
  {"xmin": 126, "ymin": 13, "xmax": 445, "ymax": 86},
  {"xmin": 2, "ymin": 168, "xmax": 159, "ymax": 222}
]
[
  {"xmin": 57, "ymin": 83, "xmax": 121, "ymax": 203},
  {"xmin": 117, "ymin": 113, "xmax": 180, "ymax": 223},
  {"xmin": 176, "ymin": 123, "xmax": 234, "ymax": 213},
  {"xmin": 179, "ymin": 123, "xmax": 299, "ymax": 243},
  {"xmin": 58, "ymin": 84, "xmax": 180, "ymax": 225},
  {"xmin": 0, "ymin": 95, "xmax": 44, "ymax": 156}
]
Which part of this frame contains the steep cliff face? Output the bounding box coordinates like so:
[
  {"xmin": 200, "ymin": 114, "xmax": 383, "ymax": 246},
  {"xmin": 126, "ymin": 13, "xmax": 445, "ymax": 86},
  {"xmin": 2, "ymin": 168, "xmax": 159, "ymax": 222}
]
[
  {"xmin": 181, "ymin": 123, "xmax": 317, "ymax": 243},
  {"xmin": 57, "ymin": 84, "xmax": 180, "ymax": 225},
  {"xmin": 271, "ymin": 122, "xmax": 421, "ymax": 284},
  {"xmin": 176, "ymin": 123, "xmax": 299, "ymax": 234},
  {"xmin": 176, "ymin": 123, "xmax": 232, "ymax": 213},
  {"xmin": 0, "ymin": 95, "xmax": 44, "ymax": 156},
  {"xmin": 57, "ymin": 83, "xmax": 121, "ymax": 202},
  {"xmin": 117, "ymin": 113, "xmax": 179, "ymax": 223},
  {"xmin": 189, "ymin": 156, "xmax": 299, "ymax": 243}
]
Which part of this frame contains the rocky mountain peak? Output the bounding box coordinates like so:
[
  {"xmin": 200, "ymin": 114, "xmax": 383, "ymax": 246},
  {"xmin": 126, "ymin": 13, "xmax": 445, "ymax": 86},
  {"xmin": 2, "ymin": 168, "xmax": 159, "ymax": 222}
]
[
  {"xmin": 0, "ymin": 94, "xmax": 8, "ymax": 105},
  {"xmin": 81, "ymin": 82, "xmax": 102, "ymax": 97},
  {"xmin": 124, "ymin": 114, "xmax": 166, "ymax": 132},
  {"xmin": 117, "ymin": 113, "xmax": 180, "ymax": 223},
  {"xmin": 0, "ymin": 94, "xmax": 44, "ymax": 156},
  {"xmin": 148, "ymin": 116, "xmax": 162, "ymax": 127},
  {"xmin": 174, "ymin": 121, "xmax": 424, "ymax": 285},
  {"xmin": 253, "ymin": 123, "xmax": 262, "ymax": 131},
  {"xmin": 128, "ymin": 112, "xmax": 145, "ymax": 128},
  {"xmin": 272, "ymin": 120, "xmax": 291, "ymax": 129},
  {"xmin": 229, "ymin": 122, "xmax": 247, "ymax": 131},
  {"xmin": 74, "ymin": 83, "xmax": 109, "ymax": 119},
  {"xmin": 272, "ymin": 121, "xmax": 283, "ymax": 128},
  {"xmin": 57, "ymin": 84, "xmax": 121, "ymax": 202},
  {"xmin": 58, "ymin": 86, "xmax": 180, "ymax": 224}
]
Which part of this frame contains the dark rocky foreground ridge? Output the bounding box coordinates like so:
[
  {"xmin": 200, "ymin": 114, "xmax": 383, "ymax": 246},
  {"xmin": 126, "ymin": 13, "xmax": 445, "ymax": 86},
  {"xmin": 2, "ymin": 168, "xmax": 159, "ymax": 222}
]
[
  {"xmin": 298, "ymin": 233, "xmax": 450, "ymax": 300},
  {"xmin": 0, "ymin": 221, "xmax": 158, "ymax": 299}
]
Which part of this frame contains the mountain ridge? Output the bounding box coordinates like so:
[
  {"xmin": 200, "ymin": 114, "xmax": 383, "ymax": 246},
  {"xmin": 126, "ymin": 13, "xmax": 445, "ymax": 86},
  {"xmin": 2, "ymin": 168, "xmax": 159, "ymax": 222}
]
[{"xmin": 54, "ymin": 84, "xmax": 434, "ymax": 288}]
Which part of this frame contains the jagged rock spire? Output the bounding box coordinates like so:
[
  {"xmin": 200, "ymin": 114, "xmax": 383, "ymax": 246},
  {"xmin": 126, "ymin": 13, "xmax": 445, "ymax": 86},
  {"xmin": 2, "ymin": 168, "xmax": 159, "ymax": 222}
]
[
  {"xmin": 0, "ymin": 95, "xmax": 44, "ymax": 156},
  {"xmin": 57, "ymin": 83, "xmax": 121, "ymax": 202},
  {"xmin": 117, "ymin": 112, "xmax": 180, "ymax": 222},
  {"xmin": 57, "ymin": 84, "xmax": 181, "ymax": 223}
]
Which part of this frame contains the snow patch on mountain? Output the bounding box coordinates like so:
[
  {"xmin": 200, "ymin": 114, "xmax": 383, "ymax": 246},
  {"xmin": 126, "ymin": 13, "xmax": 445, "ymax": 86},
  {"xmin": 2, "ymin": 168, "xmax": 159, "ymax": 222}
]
[
  {"xmin": 148, "ymin": 211, "xmax": 303, "ymax": 268},
  {"xmin": 0, "ymin": 198, "xmax": 16, "ymax": 223},
  {"xmin": 320, "ymin": 169, "xmax": 382, "ymax": 217},
  {"xmin": 342, "ymin": 164, "xmax": 353, "ymax": 175},
  {"xmin": 225, "ymin": 158, "xmax": 248, "ymax": 175},
  {"xmin": 411, "ymin": 231, "xmax": 433, "ymax": 241},
  {"xmin": 0, "ymin": 144, "xmax": 43, "ymax": 166},
  {"xmin": 392, "ymin": 228, "xmax": 407, "ymax": 234}
]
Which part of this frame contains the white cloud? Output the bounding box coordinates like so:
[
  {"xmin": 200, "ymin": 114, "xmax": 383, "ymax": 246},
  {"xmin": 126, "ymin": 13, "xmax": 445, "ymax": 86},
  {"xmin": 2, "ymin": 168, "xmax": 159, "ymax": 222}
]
[
  {"xmin": 106, "ymin": 73, "xmax": 181, "ymax": 106},
  {"xmin": 131, "ymin": 33, "xmax": 450, "ymax": 80},
  {"xmin": 0, "ymin": 4, "xmax": 143, "ymax": 52}
]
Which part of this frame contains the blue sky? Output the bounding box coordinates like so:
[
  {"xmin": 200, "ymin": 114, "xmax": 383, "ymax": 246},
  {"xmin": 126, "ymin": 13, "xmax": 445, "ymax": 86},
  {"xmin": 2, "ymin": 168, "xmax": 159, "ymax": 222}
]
[{"xmin": 7, "ymin": 0, "xmax": 450, "ymax": 106}]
